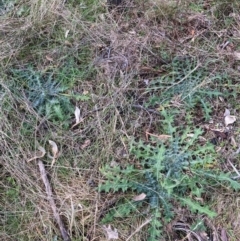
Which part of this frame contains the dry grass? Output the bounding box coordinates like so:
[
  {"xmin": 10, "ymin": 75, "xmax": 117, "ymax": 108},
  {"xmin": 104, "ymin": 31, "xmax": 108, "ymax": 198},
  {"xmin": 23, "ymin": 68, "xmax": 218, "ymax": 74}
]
[
  {"xmin": 0, "ymin": 0, "xmax": 65, "ymax": 63},
  {"xmin": 1, "ymin": 0, "xmax": 240, "ymax": 240}
]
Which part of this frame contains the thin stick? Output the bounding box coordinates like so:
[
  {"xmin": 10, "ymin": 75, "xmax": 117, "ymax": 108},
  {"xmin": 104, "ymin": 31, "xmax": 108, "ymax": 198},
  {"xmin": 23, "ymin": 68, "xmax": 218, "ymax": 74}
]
[
  {"xmin": 38, "ymin": 160, "xmax": 71, "ymax": 241},
  {"xmin": 173, "ymin": 227, "xmax": 202, "ymax": 241},
  {"xmin": 227, "ymin": 158, "xmax": 240, "ymax": 178},
  {"xmin": 165, "ymin": 63, "xmax": 200, "ymax": 91},
  {"xmin": 126, "ymin": 216, "xmax": 152, "ymax": 241}
]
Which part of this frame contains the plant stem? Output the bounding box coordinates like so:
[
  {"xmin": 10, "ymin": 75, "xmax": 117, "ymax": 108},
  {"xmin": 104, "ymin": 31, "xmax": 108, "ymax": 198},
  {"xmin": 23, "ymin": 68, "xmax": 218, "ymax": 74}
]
[{"xmin": 38, "ymin": 160, "xmax": 71, "ymax": 241}]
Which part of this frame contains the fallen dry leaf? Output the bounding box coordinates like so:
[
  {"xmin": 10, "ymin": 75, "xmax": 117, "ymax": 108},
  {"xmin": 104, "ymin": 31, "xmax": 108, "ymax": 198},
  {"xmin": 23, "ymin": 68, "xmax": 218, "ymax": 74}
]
[
  {"xmin": 49, "ymin": 140, "xmax": 59, "ymax": 167},
  {"xmin": 27, "ymin": 146, "xmax": 46, "ymax": 162},
  {"xmin": 146, "ymin": 131, "xmax": 171, "ymax": 141},
  {"xmin": 80, "ymin": 139, "xmax": 91, "ymax": 149},
  {"xmin": 50, "ymin": 159, "xmax": 56, "ymax": 168},
  {"xmin": 65, "ymin": 29, "xmax": 70, "ymax": 38},
  {"xmin": 71, "ymin": 106, "xmax": 83, "ymax": 129},
  {"xmin": 132, "ymin": 193, "xmax": 146, "ymax": 201},
  {"xmin": 46, "ymin": 55, "xmax": 53, "ymax": 62},
  {"xmin": 49, "ymin": 140, "xmax": 58, "ymax": 158},
  {"xmin": 224, "ymin": 109, "xmax": 236, "ymax": 126},
  {"xmin": 75, "ymin": 106, "xmax": 81, "ymax": 124},
  {"xmin": 216, "ymin": 146, "xmax": 222, "ymax": 152},
  {"xmin": 225, "ymin": 115, "xmax": 236, "ymax": 126},
  {"xmin": 103, "ymin": 225, "xmax": 118, "ymax": 240},
  {"xmin": 224, "ymin": 108, "xmax": 230, "ymax": 117},
  {"xmin": 219, "ymin": 96, "xmax": 224, "ymax": 102}
]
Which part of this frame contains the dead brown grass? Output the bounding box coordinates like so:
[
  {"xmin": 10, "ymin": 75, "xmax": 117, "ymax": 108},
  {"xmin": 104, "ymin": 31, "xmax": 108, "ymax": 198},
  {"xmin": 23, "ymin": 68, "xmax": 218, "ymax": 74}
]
[
  {"xmin": 0, "ymin": 0, "xmax": 66, "ymax": 64},
  {"xmin": 212, "ymin": 193, "xmax": 240, "ymax": 241}
]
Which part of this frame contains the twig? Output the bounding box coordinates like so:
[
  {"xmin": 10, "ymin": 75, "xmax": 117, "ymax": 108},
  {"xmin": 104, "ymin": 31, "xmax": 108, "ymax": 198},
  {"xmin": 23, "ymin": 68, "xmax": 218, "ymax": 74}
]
[
  {"xmin": 27, "ymin": 146, "xmax": 46, "ymax": 162},
  {"xmin": 173, "ymin": 227, "xmax": 202, "ymax": 241},
  {"xmin": 227, "ymin": 158, "xmax": 240, "ymax": 179},
  {"xmin": 235, "ymin": 146, "xmax": 240, "ymax": 155},
  {"xmin": 38, "ymin": 160, "xmax": 71, "ymax": 241},
  {"xmin": 126, "ymin": 216, "xmax": 152, "ymax": 241},
  {"xmin": 165, "ymin": 63, "xmax": 200, "ymax": 91},
  {"xmin": 132, "ymin": 104, "xmax": 161, "ymax": 115},
  {"xmin": 82, "ymin": 104, "xmax": 161, "ymax": 119}
]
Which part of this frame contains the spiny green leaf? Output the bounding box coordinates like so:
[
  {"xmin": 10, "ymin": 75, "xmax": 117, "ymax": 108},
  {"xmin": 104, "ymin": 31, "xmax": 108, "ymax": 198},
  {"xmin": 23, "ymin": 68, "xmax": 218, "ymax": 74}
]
[
  {"xmin": 99, "ymin": 179, "xmax": 132, "ymax": 193},
  {"xmin": 71, "ymin": 94, "xmax": 91, "ymax": 101},
  {"xmin": 179, "ymin": 197, "xmax": 217, "ymax": 218},
  {"xmin": 197, "ymin": 171, "xmax": 240, "ymax": 191},
  {"xmin": 101, "ymin": 202, "xmax": 139, "ymax": 224},
  {"xmin": 148, "ymin": 210, "xmax": 162, "ymax": 241},
  {"xmin": 218, "ymin": 174, "xmax": 240, "ymax": 190}
]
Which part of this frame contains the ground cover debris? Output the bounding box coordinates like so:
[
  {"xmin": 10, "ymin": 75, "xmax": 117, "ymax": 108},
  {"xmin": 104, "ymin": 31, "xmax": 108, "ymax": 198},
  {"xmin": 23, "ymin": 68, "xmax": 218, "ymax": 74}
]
[{"xmin": 1, "ymin": 0, "xmax": 240, "ymax": 240}]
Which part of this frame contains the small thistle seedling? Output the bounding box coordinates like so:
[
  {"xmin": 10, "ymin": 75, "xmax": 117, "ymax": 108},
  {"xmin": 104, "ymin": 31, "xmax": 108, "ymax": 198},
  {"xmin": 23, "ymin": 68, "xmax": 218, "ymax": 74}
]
[
  {"xmin": 146, "ymin": 57, "xmax": 223, "ymax": 120},
  {"xmin": 11, "ymin": 68, "xmax": 74, "ymax": 126}
]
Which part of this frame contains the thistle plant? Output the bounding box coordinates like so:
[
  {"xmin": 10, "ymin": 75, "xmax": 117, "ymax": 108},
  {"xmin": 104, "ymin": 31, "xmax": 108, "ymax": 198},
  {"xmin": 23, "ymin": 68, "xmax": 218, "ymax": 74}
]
[
  {"xmin": 99, "ymin": 109, "xmax": 240, "ymax": 240},
  {"xmin": 11, "ymin": 68, "xmax": 73, "ymax": 124}
]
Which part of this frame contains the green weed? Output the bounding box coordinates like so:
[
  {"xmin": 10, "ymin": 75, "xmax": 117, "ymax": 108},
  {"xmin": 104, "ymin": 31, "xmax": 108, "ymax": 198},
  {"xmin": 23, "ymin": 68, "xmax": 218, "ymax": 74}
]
[
  {"xmin": 99, "ymin": 109, "xmax": 240, "ymax": 240},
  {"xmin": 147, "ymin": 57, "xmax": 220, "ymax": 104},
  {"xmin": 0, "ymin": 175, "xmax": 32, "ymax": 239},
  {"xmin": 10, "ymin": 67, "xmax": 73, "ymax": 125},
  {"xmin": 67, "ymin": 0, "xmax": 105, "ymax": 22},
  {"xmin": 146, "ymin": 57, "xmax": 224, "ymax": 120},
  {"xmin": 9, "ymin": 64, "xmax": 92, "ymax": 128}
]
